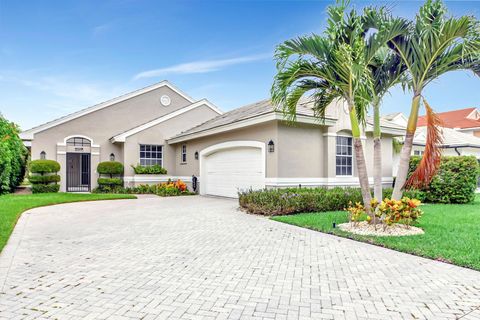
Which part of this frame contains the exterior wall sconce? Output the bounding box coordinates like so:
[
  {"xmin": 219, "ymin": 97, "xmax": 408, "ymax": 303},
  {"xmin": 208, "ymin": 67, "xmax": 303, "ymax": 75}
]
[
  {"xmin": 40, "ymin": 151, "xmax": 46, "ymax": 160},
  {"xmin": 110, "ymin": 153, "xmax": 115, "ymax": 161},
  {"xmin": 194, "ymin": 151, "xmax": 199, "ymax": 160},
  {"xmin": 268, "ymin": 140, "xmax": 275, "ymax": 153}
]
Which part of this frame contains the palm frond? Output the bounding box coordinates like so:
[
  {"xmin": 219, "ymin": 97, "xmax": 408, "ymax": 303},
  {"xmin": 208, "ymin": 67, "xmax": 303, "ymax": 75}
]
[
  {"xmin": 405, "ymin": 98, "xmax": 443, "ymax": 189},
  {"xmin": 388, "ymin": 0, "xmax": 480, "ymax": 92}
]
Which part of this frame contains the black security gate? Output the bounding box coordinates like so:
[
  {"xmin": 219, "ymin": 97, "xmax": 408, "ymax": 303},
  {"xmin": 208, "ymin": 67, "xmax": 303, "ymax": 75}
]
[{"xmin": 67, "ymin": 153, "xmax": 91, "ymax": 192}]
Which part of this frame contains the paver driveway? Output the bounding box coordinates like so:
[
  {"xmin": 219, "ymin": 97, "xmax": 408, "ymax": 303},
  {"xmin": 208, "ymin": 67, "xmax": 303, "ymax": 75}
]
[{"xmin": 0, "ymin": 196, "xmax": 479, "ymax": 320}]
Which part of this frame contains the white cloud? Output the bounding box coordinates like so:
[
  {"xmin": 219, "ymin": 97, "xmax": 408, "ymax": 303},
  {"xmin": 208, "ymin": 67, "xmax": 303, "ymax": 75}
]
[
  {"xmin": 133, "ymin": 53, "xmax": 271, "ymax": 80},
  {"xmin": 0, "ymin": 72, "xmax": 125, "ymax": 111},
  {"xmin": 20, "ymin": 77, "xmax": 107, "ymax": 102}
]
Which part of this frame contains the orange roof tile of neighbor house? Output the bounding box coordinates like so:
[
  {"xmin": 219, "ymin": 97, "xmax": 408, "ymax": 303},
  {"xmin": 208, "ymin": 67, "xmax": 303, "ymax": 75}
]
[{"xmin": 417, "ymin": 107, "xmax": 480, "ymax": 129}]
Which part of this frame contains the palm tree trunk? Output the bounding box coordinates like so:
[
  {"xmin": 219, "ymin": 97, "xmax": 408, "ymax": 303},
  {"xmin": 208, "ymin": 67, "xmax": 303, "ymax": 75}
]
[
  {"xmin": 373, "ymin": 99, "xmax": 382, "ymax": 202},
  {"xmin": 349, "ymin": 104, "xmax": 372, "ymax": 212},
  {"xmin": 392, "ymin": 94, "xmax": 421, "ymax": 200}
]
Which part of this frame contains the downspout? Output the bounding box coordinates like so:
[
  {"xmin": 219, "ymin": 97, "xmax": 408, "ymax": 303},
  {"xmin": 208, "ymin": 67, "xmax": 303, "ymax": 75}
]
[{"xmin": 454, "ymin": 147, "xmax": 461, "ymax": 156}]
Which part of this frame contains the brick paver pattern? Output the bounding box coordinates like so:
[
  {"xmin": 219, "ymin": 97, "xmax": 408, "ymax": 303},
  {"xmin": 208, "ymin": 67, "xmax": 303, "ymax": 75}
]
[{"xmin": 0, "ymin": 196, "xmax": 479, "ymax": 320}]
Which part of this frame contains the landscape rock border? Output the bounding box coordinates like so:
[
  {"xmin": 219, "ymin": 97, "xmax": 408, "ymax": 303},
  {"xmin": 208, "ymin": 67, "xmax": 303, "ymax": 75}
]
[{"xmin": 338, "ymin": 221, "xmax": 424, "ymax": 236}]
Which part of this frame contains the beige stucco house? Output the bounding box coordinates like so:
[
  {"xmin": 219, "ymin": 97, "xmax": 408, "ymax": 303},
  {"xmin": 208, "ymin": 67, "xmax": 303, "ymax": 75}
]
[{"xmin": 21, "ymin": 81, "xmax": 404, "ymax": 197}]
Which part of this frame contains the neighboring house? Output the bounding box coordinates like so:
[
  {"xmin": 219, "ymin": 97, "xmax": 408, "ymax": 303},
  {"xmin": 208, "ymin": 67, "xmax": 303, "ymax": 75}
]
[
  {"xmin": 21, "ymin": 81, "xmax": 404, "ymax": 198},
  {"xmin": 411, "ymin": 126, "xmax": 480, "ymax": 157},
  {"xmin": 417, "ymin": 107, "xmax": 480, "ymax": 136},
  {"xmin": 390, "ymin": 107, "xmax": 480, "ymax": 176},
  {"xmin": 382, "ymin": 112, "xmax": 408, "ymax": 128}
]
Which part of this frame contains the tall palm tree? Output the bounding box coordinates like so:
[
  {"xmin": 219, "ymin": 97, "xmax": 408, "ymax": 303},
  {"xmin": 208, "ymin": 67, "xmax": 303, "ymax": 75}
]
[
  {"xmin": 272, "ymin": 1, "xmax": 408, "ymax": 211},
  {"xmin": 368, "ymin": 49, "xmax": 406, "ymax": 201},
  {"xmin": 390, "ymin": 0, "xmax": 480, "ymax": 199},
  {"xmin": 362, "ymin": 8, "xmax": 408, "ymax": 201},
  {"xmin": 272, "ymin": 2, "xmax": 374, "ymax": 209}
]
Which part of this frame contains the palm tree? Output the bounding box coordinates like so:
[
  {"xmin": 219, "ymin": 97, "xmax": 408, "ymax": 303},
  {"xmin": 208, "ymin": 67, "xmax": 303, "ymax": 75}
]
[
  {"xmin": 362, "ymin": 8, "xmax": 408, "ymax": 201},
  {"xmin": 272, "ymin": 1, "xmax": 408, "ymax": 211},
  {"xmin": 390, "ymin": 0, "xmax": 480, "ymax": 199},
  {"xmin": 368, "ymin": 49, "xmax": 406, "ymax": 201}
]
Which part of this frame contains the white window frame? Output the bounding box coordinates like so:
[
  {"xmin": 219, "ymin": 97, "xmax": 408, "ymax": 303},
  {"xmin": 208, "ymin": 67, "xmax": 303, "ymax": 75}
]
[
  {"xmin": 181, "ymin": 144, "xmax": 187, "ymax": 163},
  {"xmin": 335, "ymin": 135, "xmax": 353, "ymax": 177},
  {"xmin": 139, "ymin": 144, "xmax": 163, "ymax": 167}
]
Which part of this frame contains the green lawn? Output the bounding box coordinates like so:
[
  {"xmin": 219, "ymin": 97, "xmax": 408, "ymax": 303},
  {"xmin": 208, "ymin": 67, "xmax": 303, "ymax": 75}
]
[
  {"xmin": 0, "ymin": 193, "xmax": 137, "ymax": 252},
  {"xmin": 272, "ymin": 196, "xmax": 480, "ymax": 271}
]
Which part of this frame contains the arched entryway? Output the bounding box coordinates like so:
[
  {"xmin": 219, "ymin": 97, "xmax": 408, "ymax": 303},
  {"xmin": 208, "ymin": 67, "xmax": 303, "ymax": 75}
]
[{"xmin": 65, "ymin": 136, "xmax": 92, "ymax": 192}]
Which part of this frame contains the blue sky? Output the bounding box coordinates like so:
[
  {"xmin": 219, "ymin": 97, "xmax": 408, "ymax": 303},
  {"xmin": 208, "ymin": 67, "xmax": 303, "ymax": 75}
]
[{"xmin": 1, "ymin": 0, "xmax": 479, "ymax": 130}]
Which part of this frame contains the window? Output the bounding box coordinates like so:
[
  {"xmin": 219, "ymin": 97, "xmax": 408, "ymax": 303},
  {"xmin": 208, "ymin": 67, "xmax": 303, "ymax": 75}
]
[
  {"xmin": 66, "ymin": 137, "xmax": 91, "ymax": 146},
  {"xmin": 414, "ymin": 150, "xmax": 424, "ymax": 156},
  {"xmin": 40, "ymin": 151, "xmax": 46, "ymax": 160},
  {"xmin": 336, "ymin": 136, "xmax": 353, "ymax": 176},
  {"xmin": 181, "ymin": 145, "xmax": 187, "ymax": 163},
  {"xmin": 140, "ymin": 144, "xmax": 163, "ymax": 166}
]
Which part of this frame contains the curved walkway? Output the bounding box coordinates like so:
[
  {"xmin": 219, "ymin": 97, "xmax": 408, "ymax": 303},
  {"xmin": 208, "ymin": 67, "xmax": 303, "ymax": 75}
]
[{"xmin": 0, "ymin": 195, "xmax": 479, "ymax": 320}]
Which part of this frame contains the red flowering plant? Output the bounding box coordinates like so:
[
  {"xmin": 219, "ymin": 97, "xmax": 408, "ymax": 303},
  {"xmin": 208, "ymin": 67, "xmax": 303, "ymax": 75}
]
[{"xmin": 156, "ymin": 179, "xmax": 191, "ymax": 196}]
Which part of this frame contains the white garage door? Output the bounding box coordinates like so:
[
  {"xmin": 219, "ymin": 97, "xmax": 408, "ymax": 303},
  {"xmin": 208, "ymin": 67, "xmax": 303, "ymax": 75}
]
[{"xmin": 203, "ymin": 147, "xmax": 264, "ymax": 198}]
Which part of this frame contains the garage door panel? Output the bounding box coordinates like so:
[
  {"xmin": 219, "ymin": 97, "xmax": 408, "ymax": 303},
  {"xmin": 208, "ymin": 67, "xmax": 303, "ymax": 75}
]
[{"xmin": 203, "ymin": 147, "xmax": 264, "ymax": 198}]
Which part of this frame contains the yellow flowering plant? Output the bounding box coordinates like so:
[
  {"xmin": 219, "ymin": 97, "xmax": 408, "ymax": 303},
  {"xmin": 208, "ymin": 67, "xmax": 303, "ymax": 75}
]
[
  {"xmin": 345, "ymin": 201, "xmax": 365, "ymax": 226},
  {"xmin": 346, "ymin": 197, "xmax": 423, "ymax": 228}
]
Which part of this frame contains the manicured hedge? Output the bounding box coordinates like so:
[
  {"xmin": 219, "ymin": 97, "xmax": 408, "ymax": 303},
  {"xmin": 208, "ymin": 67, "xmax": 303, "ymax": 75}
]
[
  {"xmin": 31, "ymin": 184, "xmax": 60, "ymax": 194},
  {"xmin": 92, "ymin": 182, "xmax": 195, "ymax": 197},
  {"xmin": 29, "ymin": 160, "xmax": 60, "ymax": 174},
  {"xmin": 97, "ymin": 177, "xmax": 123, "ymax": 186},
  {"xmin": 97, "ymin": 161, "xmax": 124, "ymax": 176},
  {"xmin": 239, "ymin": 187, "xmax": 422, "ymax": 216},
  {"xmin": 28, "ymin": 174, "xmax": 60, "ymax": 184},
  {"xmin": 96, "ymin": 161, "xmax": 124, "ymax": 192},
  {"xmin": 131, "ymin": 164, "xmax": 167, "ymax": 174},
  {"xmin": 407, "ymin": 156, "xmax": 479, "ymax": 203},
  {"xmin": 239, "ymin": 187, "xmax": 363, "ymax": 216},
  {"xmin": 0, "ymin": 116, "xmax": 28, "ymax": 194},
  {"xmin": 28, "ymin": 160, "xmax": 61, "ymax": 193}
]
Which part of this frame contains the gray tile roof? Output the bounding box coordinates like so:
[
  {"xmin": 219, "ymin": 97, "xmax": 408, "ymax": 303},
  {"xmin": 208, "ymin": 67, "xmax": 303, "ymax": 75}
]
[
  {"xmin": 414, "ymin": 126, "xmax": 480, "ymax": 147},
  {"xmin": 366, "ymin": 117, "xmax": 406, "ymax": 131},
  {"xmin": 172, "ymin": 99, "xmax": 322, "ymax": 138},
  {"xmin": 171, "ymin": 97, "xmax": 406, "ymax": 140},
  {"xmin": 382, "ymin": 112, "xmax": 403, "ymax": 121}
]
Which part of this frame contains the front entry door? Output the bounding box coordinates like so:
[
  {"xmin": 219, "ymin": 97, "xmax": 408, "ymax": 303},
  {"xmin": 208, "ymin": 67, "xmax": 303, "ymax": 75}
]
[{"xmin": 67, "ymin": 153, "xmax": 91, "ymax": 192}]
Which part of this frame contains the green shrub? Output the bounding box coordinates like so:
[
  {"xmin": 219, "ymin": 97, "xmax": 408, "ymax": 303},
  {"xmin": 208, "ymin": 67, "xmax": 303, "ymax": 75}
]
[
  {"xmin": 92, "ymin": 185, "xmax": 126, "ymax": 193},
  {"xmin": 92, "ymin": 181, "xmax": 194, "ymax": 197},
  {"xmin": 29, "ymin": 160, "xmax": 60, "ymax": 174},
  {"xmin": 239, "ymin": 187, "xmax": 366, "ymax": 216},
  {"xmin": 97, "ymin": 161, "xmax": 124, "ymax": 176},
  {"xmin": 28, "ymin": 160, "xmax": 60, "ymax": 193},
  {"xmin": 0, "ymin": 116, "xmax": 28, "ymax": 194},
  {"xmin": 28, "ymin": 174, "xmax": 60, "ymax": 184},
  {"xmin": 131, "ymin": 164, "xmax": 167, "ymax": 174},
  {"xmin": 407, "ymin": 156, "xmax": 479, "ymax": 203},
  {"xmin": 380, "ymin": 188, "xmax": 425, "ymax": 202},
  {"xmin": 31, "ymin": 184, "xmax": 60, "ymax": 194},
  {"xmin": 97, "ymin": 177, "xmax": 123, "ymax": 186}
]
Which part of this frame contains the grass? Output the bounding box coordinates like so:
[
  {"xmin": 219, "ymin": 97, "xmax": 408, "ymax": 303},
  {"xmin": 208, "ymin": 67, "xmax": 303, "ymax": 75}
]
[
  {"xmin": 272, "ymin": 196, "xmax": 480, "ymax": 271},
  {"xmin": 0, "ymin": 192, "xmax": 137, "ymax": 252}
]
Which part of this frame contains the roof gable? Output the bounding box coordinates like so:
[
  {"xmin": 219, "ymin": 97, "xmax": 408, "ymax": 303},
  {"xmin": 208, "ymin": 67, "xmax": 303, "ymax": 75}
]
[
  {"xmin": 20, "ymin": 81, "xmax": 195, "ymax": 140},
  {"xmin": 110, "ymin": 99, "xmax": 222, "ymax": 143}
]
